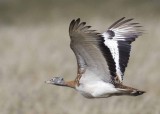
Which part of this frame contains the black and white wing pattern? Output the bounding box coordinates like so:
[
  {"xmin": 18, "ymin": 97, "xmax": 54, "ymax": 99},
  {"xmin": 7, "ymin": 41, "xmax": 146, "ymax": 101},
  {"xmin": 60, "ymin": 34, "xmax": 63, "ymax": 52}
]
[{"xmin": 102, "ymin": 17, "xmax": 143, "ymax": 82}]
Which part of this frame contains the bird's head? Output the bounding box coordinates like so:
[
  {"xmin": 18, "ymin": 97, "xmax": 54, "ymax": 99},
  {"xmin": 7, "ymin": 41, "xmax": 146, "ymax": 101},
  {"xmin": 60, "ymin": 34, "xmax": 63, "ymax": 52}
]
[{"xmin": 45, "ymin": 77, "xmax": 65, "ymax": 86}]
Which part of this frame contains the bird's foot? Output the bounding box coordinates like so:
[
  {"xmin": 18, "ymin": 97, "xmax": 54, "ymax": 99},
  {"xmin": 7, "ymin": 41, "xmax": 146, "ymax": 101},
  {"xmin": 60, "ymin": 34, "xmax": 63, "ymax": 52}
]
[{"xmin": 131, "ymin": 90, "xmax": 146, "ymax": 96}]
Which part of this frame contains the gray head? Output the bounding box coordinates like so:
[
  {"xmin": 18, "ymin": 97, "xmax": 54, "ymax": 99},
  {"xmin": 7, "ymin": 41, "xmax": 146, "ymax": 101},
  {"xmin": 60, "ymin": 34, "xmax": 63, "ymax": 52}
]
[{"xmin": 45, "ymin": 77, "xmax": 65, "ymax": 86}]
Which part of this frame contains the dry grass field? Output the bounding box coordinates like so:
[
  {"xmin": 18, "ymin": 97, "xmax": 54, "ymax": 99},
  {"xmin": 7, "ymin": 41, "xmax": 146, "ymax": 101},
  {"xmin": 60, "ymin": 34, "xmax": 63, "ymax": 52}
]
[{"xmin": 0, "ymin": 0, "xmax": 160, "ymax": 114}]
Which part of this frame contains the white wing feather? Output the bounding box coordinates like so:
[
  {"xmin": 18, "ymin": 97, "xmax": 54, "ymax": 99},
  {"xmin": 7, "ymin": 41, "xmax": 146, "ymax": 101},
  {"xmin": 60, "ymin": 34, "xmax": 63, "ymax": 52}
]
[{"xmin": 103, "ymin": 17, "xmax": 142, "ymax": 82}]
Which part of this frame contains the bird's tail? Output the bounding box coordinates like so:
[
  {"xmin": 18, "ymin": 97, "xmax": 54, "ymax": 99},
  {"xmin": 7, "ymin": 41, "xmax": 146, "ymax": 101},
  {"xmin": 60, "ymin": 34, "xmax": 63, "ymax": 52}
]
[{"xmin": 115, "ymin": 83, "xmax": 146, "ymax": 96}]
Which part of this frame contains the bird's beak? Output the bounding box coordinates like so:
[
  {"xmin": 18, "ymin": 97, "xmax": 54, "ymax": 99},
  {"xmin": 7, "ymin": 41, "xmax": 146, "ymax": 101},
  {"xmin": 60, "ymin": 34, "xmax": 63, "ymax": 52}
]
[{"xmin": 45, "ymin": 80, "xmax": 52, "ymax": 84}]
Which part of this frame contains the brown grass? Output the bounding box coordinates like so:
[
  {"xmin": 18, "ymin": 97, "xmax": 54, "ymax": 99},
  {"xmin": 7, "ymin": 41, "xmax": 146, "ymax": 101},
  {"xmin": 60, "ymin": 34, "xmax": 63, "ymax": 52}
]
[{"xmin": 0, "ymin": 1, "xmax": 160, "ymax": 114}]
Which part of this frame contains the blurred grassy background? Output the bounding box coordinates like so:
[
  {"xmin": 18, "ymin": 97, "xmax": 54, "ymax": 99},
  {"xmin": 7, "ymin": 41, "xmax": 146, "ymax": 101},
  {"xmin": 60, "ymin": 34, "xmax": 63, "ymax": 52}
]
[{"xmin": 0, "ymin": 0, "xmax": 160, "ymax": 114}]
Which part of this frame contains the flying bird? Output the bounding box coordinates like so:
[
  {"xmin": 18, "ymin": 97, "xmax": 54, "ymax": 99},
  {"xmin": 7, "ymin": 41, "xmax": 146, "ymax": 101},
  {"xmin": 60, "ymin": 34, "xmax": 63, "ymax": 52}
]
[{"xmin": 45, "ymin": 17, "xmax": 145, "ymax": 98}]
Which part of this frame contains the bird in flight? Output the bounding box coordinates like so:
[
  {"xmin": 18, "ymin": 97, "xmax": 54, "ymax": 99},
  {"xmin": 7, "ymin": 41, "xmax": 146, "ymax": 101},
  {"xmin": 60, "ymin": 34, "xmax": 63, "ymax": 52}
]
[{"xmin": 45, "ymin": 17, "xmax": 145, "ymax": 98}]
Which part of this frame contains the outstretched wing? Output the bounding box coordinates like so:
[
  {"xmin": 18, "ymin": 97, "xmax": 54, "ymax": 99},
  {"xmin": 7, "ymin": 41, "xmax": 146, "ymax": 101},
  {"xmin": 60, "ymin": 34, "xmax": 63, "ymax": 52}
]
[
  {"xmin": 69, "ymin": 18, "xmax": 116, "ymax": 83},
  {"xmin": 102, "ymin": 17, "xmax": 143, "ymax": 82}
]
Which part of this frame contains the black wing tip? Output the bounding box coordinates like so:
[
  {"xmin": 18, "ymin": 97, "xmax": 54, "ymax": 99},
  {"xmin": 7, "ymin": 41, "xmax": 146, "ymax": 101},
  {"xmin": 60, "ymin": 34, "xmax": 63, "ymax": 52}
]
[
  {"xmin": 108, "ymin": 17, "xmax": 138, "ymax": 29},
  {"xmin": 76, "ymin": 18, "xmax": 80, "ymax": 21},
  {"xmin": 71, "ymin": 19, "xmax": 75, "ymax": 22},
  {"xmin": 108, "ymin": 17, "xmax": 143, "ymax": 38},
  {"xmin": 126, "ymin": 18, "xmax": 134, "ymax": 22},
  {"xmin": 81, "ymin": 22, "xmax": 86, "ymax": 25},
  {"xmin": 70, "ymin": 18, "xmax": 81, "ymax": 25},
  {"xmin": 71, "ymin": 18, "xmax": 80, "ymax": 22},
  {"xmin": 120, "ymin": 17, "xmax": 134, "ymax": 22},
  {"xmin": 69, "ymin": 19, "xmax": 75, "ymax": 32},
  {"xmin": 71, "ymin": 18, "xmax": 80, "ymax": 25},
  {"xmin": 117, "ymin": 17, "xmax": 134, "ymax": 25},
  {"xmin": 69, "ymin": 18, "xmax": 96, "ymax": 34},
  {"xmin": 70, "ymin": 18, "xmax": 82, "ymax": 27},
  {"xmin": 121, "ymin": 17, "xmax": 134, "ymax": 21},
  {"xmin": 70, "ymin": 19, "xmax": 75, "ymax": 26},
  {"xmin": 121, "ymin": 17, "xmax": 126, "ymax": 20},
  {"xmin": 75, "ymin": 18, "xmax": 81, "ymax": 24},
  {"xmin": 69, "ymin": 18, "xmax": 81, "ymax": 32}
]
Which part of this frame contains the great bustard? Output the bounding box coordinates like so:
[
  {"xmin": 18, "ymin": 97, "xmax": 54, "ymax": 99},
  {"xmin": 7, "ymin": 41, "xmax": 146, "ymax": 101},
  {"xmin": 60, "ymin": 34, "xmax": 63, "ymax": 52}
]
[{"xmin": 45, "ymin": 17, "xmax": 145, "ymax": 98}]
